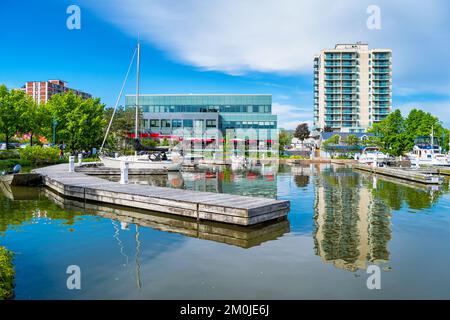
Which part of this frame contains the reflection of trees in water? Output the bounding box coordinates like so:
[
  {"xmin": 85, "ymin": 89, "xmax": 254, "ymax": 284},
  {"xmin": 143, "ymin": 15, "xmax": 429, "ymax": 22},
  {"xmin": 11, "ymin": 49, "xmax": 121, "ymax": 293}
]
[
  {"xmin": 313, "ymin": 167, "xmax": 392, "ymax": 272},
  {"xmin": 363, "ymin": 176, "xmax": 448, "ymax": 211},
  {"xmin": 294, "ymin": 175, "xmax": 309, "ymax": 188},
  {"xmin": 368, "ymin": 180, "xmax": 404, "ymax": 210},
  {"xmin": 0, "ymin": 192, "xmax": 81, "ymax": 234}
]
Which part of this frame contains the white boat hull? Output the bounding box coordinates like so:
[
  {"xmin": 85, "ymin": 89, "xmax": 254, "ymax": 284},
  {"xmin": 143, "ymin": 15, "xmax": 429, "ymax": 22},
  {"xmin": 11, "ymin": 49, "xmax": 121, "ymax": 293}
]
[
  {"xmin": 99, "ymin": 156, "xmax": 181, "ymax": 171},
  {"xmin": 358, "ymin": 148, "xmax": 390, "ymax": 166},
  {"xmin": 408, "ymin": 155, "xmax": 450, "ymax": 167},
  {"xmin": 358, "ymin": 155, "xmax": 390, "ymax": 165}
]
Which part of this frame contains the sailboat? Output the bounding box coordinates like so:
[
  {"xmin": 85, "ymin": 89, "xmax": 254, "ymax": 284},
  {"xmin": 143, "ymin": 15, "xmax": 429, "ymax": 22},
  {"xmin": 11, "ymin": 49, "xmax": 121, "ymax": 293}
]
[{"xmin": 99, "ymin": 41, "xmax": 181, "ymax": 172}]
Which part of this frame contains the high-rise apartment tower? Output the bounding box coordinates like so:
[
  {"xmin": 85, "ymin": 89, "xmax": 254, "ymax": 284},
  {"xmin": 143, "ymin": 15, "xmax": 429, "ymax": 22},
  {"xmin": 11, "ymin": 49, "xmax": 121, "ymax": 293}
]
[{"xmin": 313, "ymin": 43, "xmax": 392, "ymax": 133}]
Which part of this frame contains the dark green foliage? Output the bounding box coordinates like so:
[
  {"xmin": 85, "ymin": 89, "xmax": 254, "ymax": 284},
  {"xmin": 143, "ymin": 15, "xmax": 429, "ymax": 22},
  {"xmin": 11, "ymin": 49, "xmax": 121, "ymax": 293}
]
[
  {"xmin": 47, "ymin": 92, "xmax": 106, "ymax": 152},
  {"xmin": 294, "ymin": 123, "xmax": 310, "ymax": 142},
  {"xmin": 368, "ymin": 108, "xmax": 448, "ymax": 156},
  {"xmin": 19, "ymin": 146, "xmax": 60, "ymax": 165},
  {"xmin": 0, "ymin": 85, "xmax": 33, "ymax": 148},
  {"xmin": 278, "ymin": 129, "xmax": 292, "ymax": 151},
  {"xmin": 0, "ymin": 247, "xmax": 15, "ymax": 300}
]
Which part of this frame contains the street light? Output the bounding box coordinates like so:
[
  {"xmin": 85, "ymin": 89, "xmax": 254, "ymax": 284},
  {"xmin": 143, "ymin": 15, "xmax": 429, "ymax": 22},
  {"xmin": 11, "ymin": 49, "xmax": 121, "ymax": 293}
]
[{"xmin": 52, "ymin": 118, "xmax": 58, "ymax": 147}]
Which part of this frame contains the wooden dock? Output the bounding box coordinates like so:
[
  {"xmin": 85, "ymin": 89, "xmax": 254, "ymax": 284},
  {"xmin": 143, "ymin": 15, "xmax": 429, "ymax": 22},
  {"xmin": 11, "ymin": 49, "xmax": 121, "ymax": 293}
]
[
  {"xmin": 33, "ymin": 164, "xmax": 290, "ymax": 226},
  {"xmin": 353, "ymin": 164, "xmax": 444, "ymax": 184},
  {"xmin": 433, "ymin": 167, "xmax": 450, "ymax": 176}
]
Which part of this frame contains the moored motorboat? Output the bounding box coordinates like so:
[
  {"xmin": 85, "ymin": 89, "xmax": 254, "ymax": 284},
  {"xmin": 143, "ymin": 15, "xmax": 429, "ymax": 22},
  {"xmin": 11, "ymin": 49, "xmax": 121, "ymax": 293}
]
[
  {"xmin": 407, "ymin": 137, "xmax": 450, "ymax": 167},
  {"xmin": 358, "ymin": 147, "xmax": 390, "ymax": 167}
]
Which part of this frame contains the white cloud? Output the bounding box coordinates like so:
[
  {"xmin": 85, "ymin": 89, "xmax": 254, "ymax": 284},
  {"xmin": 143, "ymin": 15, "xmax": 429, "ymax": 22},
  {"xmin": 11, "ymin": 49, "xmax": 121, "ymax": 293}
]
[
  {"xmin": 272, "ymin": 102, "xmax": 312, "ymax": 130},
  {"xmin": 83, "ymin": 0, "xmax": 450, "ymax": 122},
  {"xmin": 86, "ymin": 0, "xmax": 450, "ymax": 82}
]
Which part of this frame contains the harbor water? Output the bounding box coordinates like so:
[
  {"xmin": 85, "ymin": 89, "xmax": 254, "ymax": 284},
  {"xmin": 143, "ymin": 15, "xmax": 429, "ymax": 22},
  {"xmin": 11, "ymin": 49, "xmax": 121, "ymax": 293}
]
[{"xmin": 1, "ymin": 164, "xmax": 449, "ymax": 299}]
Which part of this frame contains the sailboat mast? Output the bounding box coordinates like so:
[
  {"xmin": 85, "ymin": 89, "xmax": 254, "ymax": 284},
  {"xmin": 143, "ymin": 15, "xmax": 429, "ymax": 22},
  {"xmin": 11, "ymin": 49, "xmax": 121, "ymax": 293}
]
[
  {"xmin": 431, "ymin": 125, "xmax": 434, "ymax": 146},
  {"xmin": 135, "ymin": 41, "xmax": 140, "ymax": 141}
]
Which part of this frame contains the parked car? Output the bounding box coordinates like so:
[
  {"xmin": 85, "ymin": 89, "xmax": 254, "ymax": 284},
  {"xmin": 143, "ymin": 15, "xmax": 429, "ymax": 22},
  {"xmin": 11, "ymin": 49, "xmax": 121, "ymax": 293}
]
[
  {"xmin": 6, "ymin": 142, "xmax": 20, "ymax": 149},
  {"xmin": 0, "ymin": 142, "xmax": 20, "ymax": 149}
]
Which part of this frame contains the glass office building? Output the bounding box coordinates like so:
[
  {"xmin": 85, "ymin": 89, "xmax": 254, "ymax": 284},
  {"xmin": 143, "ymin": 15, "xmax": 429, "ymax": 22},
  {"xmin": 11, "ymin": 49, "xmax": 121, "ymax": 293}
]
[{"xmin": 125, "ymin": 94, "xmax": 279, "ymax": 159}]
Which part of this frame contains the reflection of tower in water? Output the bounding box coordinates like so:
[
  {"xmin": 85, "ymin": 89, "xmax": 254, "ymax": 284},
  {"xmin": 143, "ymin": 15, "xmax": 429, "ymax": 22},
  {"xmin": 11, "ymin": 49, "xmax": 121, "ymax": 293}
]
[{"xmin": 313, "ymin": 167, "xmax": 391, "ymax": 272}]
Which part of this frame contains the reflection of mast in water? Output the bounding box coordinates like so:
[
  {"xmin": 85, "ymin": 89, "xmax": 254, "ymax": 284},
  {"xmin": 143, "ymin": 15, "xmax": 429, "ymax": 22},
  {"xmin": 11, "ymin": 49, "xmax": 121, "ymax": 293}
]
[
  {"xmin": 112, "ymin": 220, "xmax": 129, "ymax": 265},
  {"xmin": 135, "ymin": 224, "xmax": 142, "ymax": 290}
]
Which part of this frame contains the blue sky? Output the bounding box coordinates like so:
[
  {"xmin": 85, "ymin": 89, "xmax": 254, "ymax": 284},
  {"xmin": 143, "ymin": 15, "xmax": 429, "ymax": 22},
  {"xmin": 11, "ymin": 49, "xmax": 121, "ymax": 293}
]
[{"xmin": 1, "ymin": 0, "xmax": 450, "ymax": 129}]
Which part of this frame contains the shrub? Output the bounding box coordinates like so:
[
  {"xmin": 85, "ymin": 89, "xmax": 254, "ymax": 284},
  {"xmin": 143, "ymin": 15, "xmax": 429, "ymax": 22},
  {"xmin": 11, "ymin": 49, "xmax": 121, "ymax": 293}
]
[
  {"xmin": 82, "ymin": 157, "xmax": 100, "ymax": 163},
  {"xmin": 0, "ymin": 150, "xmax": 20, "ymax": 160},
  {"xmin": 0, "ymin": 247, "xmax": 15, "ymax": 300},
  {"xmin": 19, "ymin": 146, "xmax": 60, "ymax": 165},
  {"xmin": 160, "ymin": 138, "xmax": 169, "ymax": 146},
  {"xmin": 141, "ymin": 138, "xmax": 158, "ymax": 148},
  {"xmin": 0, "ymin": 159, "xmax": 32, "ymax": 171}
]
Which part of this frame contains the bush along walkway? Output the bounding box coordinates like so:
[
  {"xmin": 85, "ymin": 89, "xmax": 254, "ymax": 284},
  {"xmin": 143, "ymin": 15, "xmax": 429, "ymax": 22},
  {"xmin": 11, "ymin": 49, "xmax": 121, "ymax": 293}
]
[{"xmin": 0, "ymin": 246, "xmax": 15, "ymax": 300}]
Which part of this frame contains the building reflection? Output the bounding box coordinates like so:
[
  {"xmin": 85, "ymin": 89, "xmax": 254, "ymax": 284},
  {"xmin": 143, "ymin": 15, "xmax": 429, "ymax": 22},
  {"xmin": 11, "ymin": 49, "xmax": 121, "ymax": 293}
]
[
  {"xmin": 312, "ymin": 166, "xmax": 391, "ymax": 272},
  {"xmin": 100, "ymin": 163, "xmax": 279, "ymax": 199}
]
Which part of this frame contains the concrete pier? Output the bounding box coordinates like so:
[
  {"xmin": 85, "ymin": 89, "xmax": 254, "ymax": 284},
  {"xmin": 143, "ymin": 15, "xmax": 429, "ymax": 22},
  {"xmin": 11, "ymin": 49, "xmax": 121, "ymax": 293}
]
[
  {"xmin": 33, "ymin": 164, "xmax": 290, "ymax": 226},
  {"xmin": 353, "ymin": 164, "xmax": 444, "ymax": 184}
]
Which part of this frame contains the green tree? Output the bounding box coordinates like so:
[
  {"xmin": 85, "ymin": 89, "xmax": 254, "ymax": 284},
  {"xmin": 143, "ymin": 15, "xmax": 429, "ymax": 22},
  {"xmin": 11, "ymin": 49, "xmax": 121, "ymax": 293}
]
[
  {"xmin": 345, "ymin": 134, "xmax": 359, "ymax": 146},
  {"xmin": 443, "ymin": 129, "xmax": 450, "ymax": 152},
  {"xmin": 321, "ymin": 134, "xmax": 341, "ymax": 152},
  {"xmin": 47, "ymin": 92, "xmax": 106, "ymax": 153},
  {"xmin": 20, "ymin": 101, "xmax": 51, "ymax": 146},
  {"xmin": 404, "ymin": 108, "xmax": 445, "ymax": 151},
  {"xmin": 278, "ymin": 129, "xmax": 292, "ymax": 152},
  {"xmin": 294, "ymin": 123, "xmax": 310, "ymax": 145},
  {"xmin": 330, "ymin": 134, "xmax": 341, "ymax": 144},
  {"xmin": 369, "ymin": 109, "xmax": 405, "ymax": 156},
  {"xmin": 103, "ymin": 106, "xmax": 142, "ymax": 151},
  {"xmin": 0, "ymin": 85, "xmax": 30, "ymax": 148}
]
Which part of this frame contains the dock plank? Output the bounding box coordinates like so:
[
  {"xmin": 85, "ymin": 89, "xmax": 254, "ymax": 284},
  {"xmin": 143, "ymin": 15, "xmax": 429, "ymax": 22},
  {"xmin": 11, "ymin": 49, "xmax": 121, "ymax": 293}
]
[{"xmin": 33, "ymin": 164, "xmax": 290, "ymax": 225}]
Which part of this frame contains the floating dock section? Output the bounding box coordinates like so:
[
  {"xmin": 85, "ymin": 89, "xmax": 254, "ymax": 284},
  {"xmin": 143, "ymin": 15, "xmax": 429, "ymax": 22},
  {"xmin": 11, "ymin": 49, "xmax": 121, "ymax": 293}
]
[
  {"xmin": 353, "ymin": 164, "xmax": 444, "ymax": 184},
  {"xmin": 33, "ymin": 164, "xmax": 289, "ymax": 226}
]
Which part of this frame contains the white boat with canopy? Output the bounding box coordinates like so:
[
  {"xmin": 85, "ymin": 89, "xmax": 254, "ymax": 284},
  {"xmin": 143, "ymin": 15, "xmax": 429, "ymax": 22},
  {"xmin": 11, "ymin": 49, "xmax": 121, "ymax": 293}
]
[
  {"xmin": 407, "ymin": 129, "xmax": 449, "ymax": 167},
  {"xmin": 358, "ymin": 147, "xmax": 390, "ymax": 167}
]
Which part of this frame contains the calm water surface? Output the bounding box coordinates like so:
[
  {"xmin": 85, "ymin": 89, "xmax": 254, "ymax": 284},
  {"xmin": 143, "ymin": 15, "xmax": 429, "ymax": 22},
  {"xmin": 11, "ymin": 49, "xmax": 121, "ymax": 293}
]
[{"xmin": 1, "ymin": 164, "xmax": 450, "ymax": 299}]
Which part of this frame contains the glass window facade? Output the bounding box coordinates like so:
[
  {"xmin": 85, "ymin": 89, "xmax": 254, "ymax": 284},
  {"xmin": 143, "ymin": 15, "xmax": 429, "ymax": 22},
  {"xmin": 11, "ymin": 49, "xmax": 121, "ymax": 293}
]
[
  {"xmin": 125, "ymin": 94, "xmax": 279, "ymax": 157},
  {"xmin": 125, "ymin": 94, "xmax": 277, "ymax": 132}
]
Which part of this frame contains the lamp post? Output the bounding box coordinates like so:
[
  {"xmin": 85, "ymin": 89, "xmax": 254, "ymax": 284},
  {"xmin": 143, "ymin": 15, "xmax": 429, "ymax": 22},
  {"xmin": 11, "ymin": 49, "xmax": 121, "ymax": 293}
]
[{"xmin": 52, "ymin": 118, "xmax": 58, "ymax": 146}]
